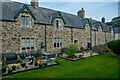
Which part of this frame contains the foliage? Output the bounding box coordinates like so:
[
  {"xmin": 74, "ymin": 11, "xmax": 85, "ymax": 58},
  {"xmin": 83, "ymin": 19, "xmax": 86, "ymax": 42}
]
[
  {"xmin": 3, "ymin": 57, "xmax": 7, "ymax": 63},
  {"xmin": 17, "ymin": 55, "xmax": 21, "ymax": 61},
  {"xmin": 111, "ymin": 16, "xmax": 120, "ymax": 28},
  {"xmin": 20, "ymin": 61, "xmax": 26, "ymax": 65},
  {"xmin": 64, "ymin": 44, "xmax": 79, "ymax": 58},
  {"xmin": 2, "ymin": 64, "xmax": 8, "ymax": 69},
  {"xmin": 107, "ymin": 40, "xmax": 120, "ymax": 55}
]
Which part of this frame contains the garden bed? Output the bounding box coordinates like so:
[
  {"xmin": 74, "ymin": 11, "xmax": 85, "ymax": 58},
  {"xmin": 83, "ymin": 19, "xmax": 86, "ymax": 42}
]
[
  {"xmin": 60, "ymin": 52, "xmax": 99, "ymax": 61},
  {"xmin": 2, "ymin": 61, "xmax": 60, "ymax": 77}
]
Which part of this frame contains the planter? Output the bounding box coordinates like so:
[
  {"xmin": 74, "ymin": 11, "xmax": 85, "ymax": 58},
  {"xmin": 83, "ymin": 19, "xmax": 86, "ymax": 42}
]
[
  {"xmin": 39, "ymin": 64, "xmax": 43, "ymax": 68},
  {"xmin": 34, "ymin": 63, "xmax": 38, "ymax": 66},
  {"xmin": 12, "ymin": 66, "xmax": 16, "ymax": 71},
  {"xmin": 8, "ymin": 70, "xmax": 12, "ymax": 73},
  {"xmin": 44, "ymin": 63, "xmax": 47, "ymax": 67},
  {"xmin": 2, "ymin": 68, "xmax": 6, "ymax": 73},
  {"xmin": 29, "ymin": 61, "xmax": 33, "ymax": 65},
  {"xmin": 21, "ymin": 63, "xmax": 26, "ymax": 68}
]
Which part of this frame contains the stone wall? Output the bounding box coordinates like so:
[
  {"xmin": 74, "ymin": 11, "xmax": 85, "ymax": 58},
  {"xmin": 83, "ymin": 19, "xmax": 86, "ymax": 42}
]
[{"xmin": 1, "ymin": 19, "xmax": 114, "ymax": 53}]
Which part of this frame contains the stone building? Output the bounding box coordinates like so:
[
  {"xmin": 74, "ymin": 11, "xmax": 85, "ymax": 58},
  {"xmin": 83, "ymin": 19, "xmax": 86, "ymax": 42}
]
[{"xmin": 0, "ymin": 0, "xmax": 114, "ymax": 53}]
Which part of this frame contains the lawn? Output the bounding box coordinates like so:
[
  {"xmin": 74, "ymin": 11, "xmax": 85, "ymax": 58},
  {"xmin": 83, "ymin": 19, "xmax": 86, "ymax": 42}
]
[{"xmin": 3, "ymin": 53, "xmax": 119, "ymax": 78}]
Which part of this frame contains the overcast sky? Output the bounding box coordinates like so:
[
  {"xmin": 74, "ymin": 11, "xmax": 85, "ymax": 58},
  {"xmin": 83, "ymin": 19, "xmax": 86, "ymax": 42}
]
[{"xmin": 10, "ymin": 0, "xmax": 119, "ymax": 22}]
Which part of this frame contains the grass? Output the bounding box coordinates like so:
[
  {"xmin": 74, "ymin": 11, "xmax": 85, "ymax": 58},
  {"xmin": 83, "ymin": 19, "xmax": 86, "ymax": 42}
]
[{"xmin": 3, "ymin": 53, "xmax": 119, "ymax": 78}]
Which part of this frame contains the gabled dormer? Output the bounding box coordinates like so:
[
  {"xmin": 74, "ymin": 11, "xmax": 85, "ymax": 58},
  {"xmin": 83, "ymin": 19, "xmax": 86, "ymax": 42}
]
[
  {"xmin": 14, "ymin": 4, "xmax": 36, "ymax": 28},
  {"xmin": 51, "ymin": 11, "xmax": 66, "ymax": 30}
]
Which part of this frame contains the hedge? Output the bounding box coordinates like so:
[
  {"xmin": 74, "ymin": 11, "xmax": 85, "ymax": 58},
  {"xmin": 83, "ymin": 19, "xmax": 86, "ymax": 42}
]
[{"xmin": 107, "ymin": 40, "xmax": 120, "ymax": 55}]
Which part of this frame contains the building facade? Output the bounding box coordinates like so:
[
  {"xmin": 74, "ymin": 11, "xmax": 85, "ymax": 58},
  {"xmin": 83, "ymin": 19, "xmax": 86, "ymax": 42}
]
[{"xmin": 1, "ymin": 0, "xmax": 114, "ymax": 53}]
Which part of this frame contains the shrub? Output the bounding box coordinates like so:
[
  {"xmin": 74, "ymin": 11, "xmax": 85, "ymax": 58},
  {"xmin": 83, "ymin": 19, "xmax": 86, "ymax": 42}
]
[
  {"xmin": 64, "ymin": 44, "xmax": 79, "ymax": 58},
  {"xmin": 107, "ymin": 40, "xmax": 120, "ymax": 55}
]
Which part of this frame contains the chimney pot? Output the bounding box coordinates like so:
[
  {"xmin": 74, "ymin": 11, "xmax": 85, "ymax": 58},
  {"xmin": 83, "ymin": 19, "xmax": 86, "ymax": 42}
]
[{"xmin": 77, "ymin": 8, "xmax": 85, "ymax": 19}]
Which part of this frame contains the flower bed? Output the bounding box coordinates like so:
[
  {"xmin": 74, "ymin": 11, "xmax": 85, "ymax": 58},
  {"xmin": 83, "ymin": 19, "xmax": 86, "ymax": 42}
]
[
  {"xmin": 2, "ymin": 59, "xmax": 59, "ymax": 77},
  {"xmin": 60, "ymin": 52, "xmax": 99, "ymax": 61}
]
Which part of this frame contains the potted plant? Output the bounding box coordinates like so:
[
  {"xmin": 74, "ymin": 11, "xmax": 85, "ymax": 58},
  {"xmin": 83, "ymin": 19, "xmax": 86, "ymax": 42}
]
[
  {"xmin": 20, "ymin": 61, "xmax": 26, "ymax": 68},
  {"xmin": 12, "ymin": 65, "xmax": 16, "ymax": 71},
  {"xmin": 16, "ymin": 65, "xmax": 20, "ymax": 71},
  {"xmin": 29, "ymin": 57, "xmax": 34, "ymax": 65},
  {"xmin": 39, "ymin": 60, "xmax": 43, "ymax": 68},
  {"xmin": 8, "ymin": 67, "xmax": 12, "ymax": 73},
  {"xmin": 34, "ymin": 59, "xmax": 39, "ymax": 66},
  {"xmin": 3, "ymin": 57, "xmax": 7, "ymax": 64},
  {"xmin": 2, "ymin": 64, "xmax": 8, "ymax": 73},
  {"xmin": 17, "ymin": 55, "xmax": 21, "ymax": 63}
]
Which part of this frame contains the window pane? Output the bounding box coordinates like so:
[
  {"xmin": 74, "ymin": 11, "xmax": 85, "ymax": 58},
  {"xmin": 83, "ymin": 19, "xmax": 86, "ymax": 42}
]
[
  {"xmin": 60, "ymin": 38, "xmax": 62, "ymax": 47},
  {"xmin": 21, "ymin": 38, "xmax": 25, "ymax": 48},
  {"xmin": 26, "ymin": 38, "xmax": 30, "ymax": 48},
  {"xmin": 56, "ymin": 20, "xmax": 59, "ymax": 29},
  {"xmin": 56, "ymin": 38, "xmax": 59, "ymax": 43},
  {"xmin": 54, "ymin": 38, "xmax": 56, "ymax": 47},
  {"xmin": 31, "ymin": 38, "xmax": 34, "ymax": 47},
  {"xmin": 59, "ymin": 21, "xmax": 62, "ymax": 29},
  {"xmin": 57, "ymin": 38, "xmax": 59, "ymax": 47},
  {"xmin": 21, "ymin": 16, "xmax": 25, "ymax": 27},
  {"xmin": 54, "ymin": 43, "xmax": 56, "ymax": 47},
  {"xmin": 26, "ymin": 16, "xmax": 30, "ymax": 27}
]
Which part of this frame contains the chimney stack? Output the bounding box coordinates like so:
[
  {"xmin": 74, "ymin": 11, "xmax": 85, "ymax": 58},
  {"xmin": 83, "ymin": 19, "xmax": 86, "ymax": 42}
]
[
  {"xmin": 31, "ymin": 0, "xmax": 39, "ymax": 9},
  {"xmin": 101, "ymin": 17, "xmax": 105, "ymax": 23},
  {"xmin": 77, "ymin": 8, "xmax": 85, "ymax": 19}
]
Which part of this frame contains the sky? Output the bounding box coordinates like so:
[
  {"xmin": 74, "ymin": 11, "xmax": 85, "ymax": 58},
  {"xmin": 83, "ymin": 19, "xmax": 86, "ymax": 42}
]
[{"xmin": 9, "ymin": 0, "xmax": 119, "ymax": 22}]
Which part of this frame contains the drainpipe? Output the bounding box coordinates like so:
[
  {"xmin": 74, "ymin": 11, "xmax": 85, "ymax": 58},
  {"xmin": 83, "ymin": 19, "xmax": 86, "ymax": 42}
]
[
  {"xmin": 95, "ymin": 30, "xmax": 96, "ymax": 46},
  {"xmin": 105, "ymin": 32, "xmax": 107, "ymax": 45},
  {"xmin": 45, "ymin": 25, "xmax": 47, "ymax": 51},
  {"xmin": 71, "ymin": 28, "xmax": 73, "ymax": 43},
  {"xmin": 88, "ymin": 19, "xmax": 92, "ymax": 49}
]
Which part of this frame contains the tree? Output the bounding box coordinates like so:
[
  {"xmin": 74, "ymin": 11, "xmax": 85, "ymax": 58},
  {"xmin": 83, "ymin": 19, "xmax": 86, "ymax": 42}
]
[{"xmin": 111, "ymin": 16, "xmax": 120, "ymax": 28}]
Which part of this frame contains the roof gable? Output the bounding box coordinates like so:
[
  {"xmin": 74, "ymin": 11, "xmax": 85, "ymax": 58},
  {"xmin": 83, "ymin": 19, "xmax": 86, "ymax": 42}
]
[
  {"xmin": 51, "ymin": 11, "xmax": 66, "ymax": 24},
  {"xmin": 14, "ymin": 4, "xmax": 36, "ymax": 20}
]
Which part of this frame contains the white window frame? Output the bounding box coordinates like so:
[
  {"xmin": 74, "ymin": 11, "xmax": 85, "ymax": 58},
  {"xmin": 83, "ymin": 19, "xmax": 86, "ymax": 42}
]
[
  {"xmin": 21, "ymin": 15, "xmax": 30, "ymax": 27},
  {"xmin": 21, "ymin": 38, "xmax": 35, "ymax": 51}
]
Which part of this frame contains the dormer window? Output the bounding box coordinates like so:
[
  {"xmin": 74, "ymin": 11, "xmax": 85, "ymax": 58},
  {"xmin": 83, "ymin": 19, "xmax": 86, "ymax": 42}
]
[
  {"xmin": 21, "ymin": 16, "xmax": 30, "ymax": 27},
  {"xmin": 56, "ymin": 20, "xmax": 63, "ymax": 30}
]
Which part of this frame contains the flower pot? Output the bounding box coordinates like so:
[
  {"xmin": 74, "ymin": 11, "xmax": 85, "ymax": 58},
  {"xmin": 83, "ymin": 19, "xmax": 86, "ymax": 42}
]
[
  {"xmin": 12, "ymin": 66, "xmax": 16, "ymax": 71},
  {"xmin": 44, "ymin": 63, "xmax": 47, "ymax": 67},
  {"xmin": 29, "ymin": 61, "xmax": 33, "ymax": 65},
  {"xmin": 8, "ymin": 70, "xmax": 12, "ymax": 73},
  {"xmin": 39, "ymin": 64, "xmax": 43, "ymax": 68},
  {"xmin": 21, "ymin": 63, "xmax": 26, "ymax": 68},
  {"xmin": 34, "ymin": 63, "xmax": 38, "ymax": 66}
]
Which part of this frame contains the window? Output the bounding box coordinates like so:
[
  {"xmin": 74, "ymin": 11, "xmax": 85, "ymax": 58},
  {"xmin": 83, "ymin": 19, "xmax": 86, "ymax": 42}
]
[
  {"xmin": 54, "ymin": 38, "xmax": 62, "ymax": 48},
  {"xmin": 54, "ymin": 38, "xmax": 57, "ymax": 47},
  {"xmin": 57, "ymin": 38, "xmax": 59, "ymax": 47},
  {"xmin": 21, "ymin": 16, "xmax": 30, "ymax": 27},
  {"xmin": 56, "ymin": 20, "xmax": 62, "ymax": 30},
  {"xmin": 21, "ymin": 38, "xmax": 35, "ymax": 50},
  {"xmin": 31, "ymin": 38, "xmax": 34, "ymax": 49},
  {"xmin": 60, "ymin": 38, "xmax": 62, "ymax": 47},
  {"xmin": 56, "ymin": 20, "xmax": 59, "ymax": 29}
]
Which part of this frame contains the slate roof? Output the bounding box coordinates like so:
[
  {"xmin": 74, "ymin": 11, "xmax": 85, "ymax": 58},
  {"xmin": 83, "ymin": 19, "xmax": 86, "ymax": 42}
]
[
  {"xmin": 1, "ymin": 1, "xmax": 112, "ymax": 32},
  {"xmin": 114, "ymin": 27, "xmax": 120, "ymax": 34}
]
